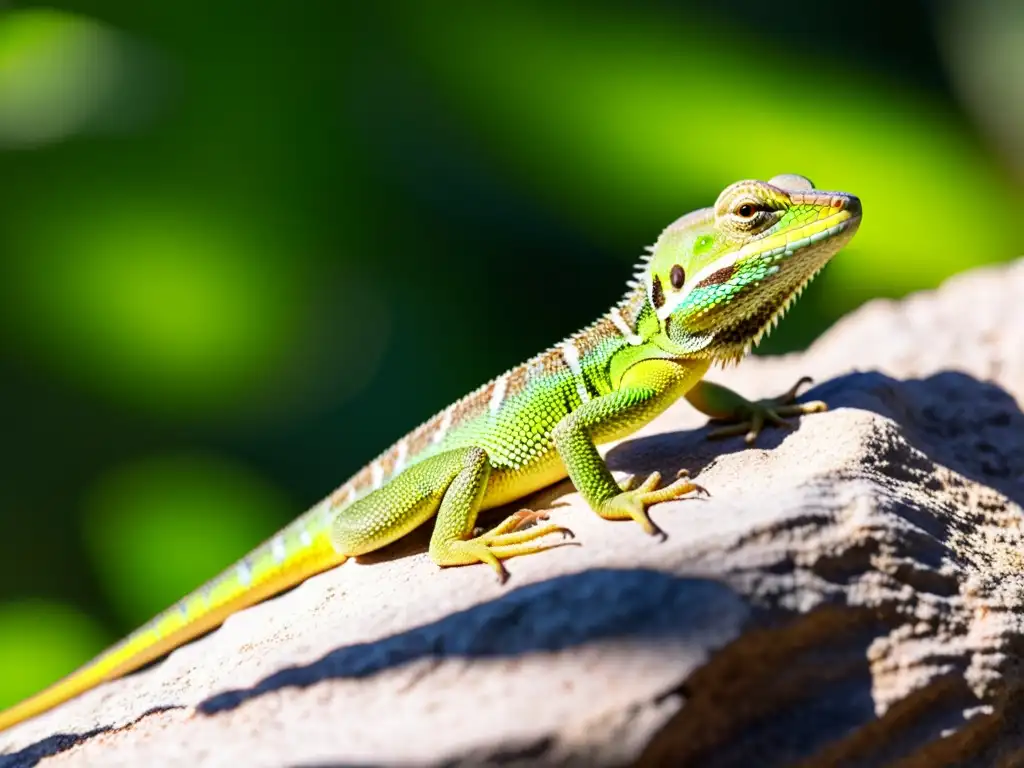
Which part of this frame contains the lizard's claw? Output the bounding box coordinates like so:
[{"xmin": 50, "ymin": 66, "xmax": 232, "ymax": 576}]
[
  {"xmin": 707, "ymin": 376, "xmax": 826, "ymax": 445},
  {"xmin": 598, "ymin": 471, "xmax": 706, "ymax": 541},
  {"xmin": 463, "ymin": 508, "xmax": 577, "ymax": 582},
  {"xmin": 675, "ymin": 468, "xmax": 710, "ymax": 496},
  {"xmin": 780, "ymin": 375, "xmax": 814, "ymax": 402}
]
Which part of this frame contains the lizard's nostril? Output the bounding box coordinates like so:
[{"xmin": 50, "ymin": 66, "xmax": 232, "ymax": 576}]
[{"xmin": 844, "ymin": 196, "xmax": 862, "ymax": 217}]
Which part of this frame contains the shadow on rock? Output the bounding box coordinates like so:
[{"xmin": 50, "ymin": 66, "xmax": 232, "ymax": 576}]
[
  {"xmin": 606, "ymin": 370, "xmax": 1024, "ymax": 509},
  {"xmin": 197, "ymin": 567, "xmax": 747, "ymax": 715}
]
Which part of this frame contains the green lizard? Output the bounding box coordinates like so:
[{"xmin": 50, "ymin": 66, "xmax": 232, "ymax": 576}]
[{"xmin": 0, "ymin": 174, "xmax": 861, "ymax": 734}]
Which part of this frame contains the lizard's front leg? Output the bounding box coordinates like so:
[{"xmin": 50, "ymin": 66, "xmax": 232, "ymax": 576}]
[
  {"xmin": 685, "ymin": 377, "xmax": 826, "ymax": 445},
  {"xmin": 330, "ymin": 446, "xmax": 571, "ymax": 583},
  {"xmin": 552, "ymin": 358, "xmax": 708, "ymax": 539}
]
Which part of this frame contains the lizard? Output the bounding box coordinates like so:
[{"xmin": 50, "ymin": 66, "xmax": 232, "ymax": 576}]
[{"xmin": 0, "ymin": 173, "xmax": 861, "ymax": 734}]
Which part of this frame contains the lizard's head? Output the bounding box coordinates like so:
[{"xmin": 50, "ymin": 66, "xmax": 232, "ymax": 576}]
[{"xmin": 645, "ymin": 174, "xmax": 861, "ymax": 363}]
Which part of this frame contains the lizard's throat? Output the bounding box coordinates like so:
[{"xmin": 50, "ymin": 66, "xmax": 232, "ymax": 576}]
[{"xmin": 664, "ymin": 252, "xmax": 837, "ymax": 364}]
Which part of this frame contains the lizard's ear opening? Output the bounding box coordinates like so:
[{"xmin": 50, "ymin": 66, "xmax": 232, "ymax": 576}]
[{"xmin": 669, "ymin": 264, "xmax": 685, "ymax": 290}]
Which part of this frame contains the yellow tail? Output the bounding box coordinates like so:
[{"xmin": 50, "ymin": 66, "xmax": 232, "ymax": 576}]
[{"xmin": 0, "ymin": 536, "xmax": 344, "ymax": 733}]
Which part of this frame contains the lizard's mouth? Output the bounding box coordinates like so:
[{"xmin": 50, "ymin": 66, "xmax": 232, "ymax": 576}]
[{"xmin": 744, "ymin": 199, "xmax": 862, "ymax": 267}]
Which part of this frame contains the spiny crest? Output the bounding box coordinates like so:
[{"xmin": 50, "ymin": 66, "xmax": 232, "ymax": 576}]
[{"xmin": 626, "ymin": 244, "xmax": 657, "ymax": 285}]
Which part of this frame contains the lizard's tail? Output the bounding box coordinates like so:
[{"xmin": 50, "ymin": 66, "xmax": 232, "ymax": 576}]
[{"xmin": 0, "ymin": 517, "xmax": 346, "ymax": 735}]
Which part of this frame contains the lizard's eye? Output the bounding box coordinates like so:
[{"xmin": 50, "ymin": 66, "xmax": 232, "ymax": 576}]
[{"xmin": 735, "ymin": 202, "xmax": 758, "ymax": 218}]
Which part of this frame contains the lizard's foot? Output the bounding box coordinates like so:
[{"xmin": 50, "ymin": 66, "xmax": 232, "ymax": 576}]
[
  {"xmin": 446, "ymin": 511, "xmax": 575, "ymax": 584},
  {"xmin": 598, "ymin": 470, "xmax": 707, "ymax": 540},
  {"xmin": 706, "ymin": 376, "xmax": 826, "ymax": 445}
]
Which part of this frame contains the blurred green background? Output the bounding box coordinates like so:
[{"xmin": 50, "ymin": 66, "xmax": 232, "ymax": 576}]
[{"xmin": 0, "ymin": 0, "xmax": 1021, "ymax": 708}]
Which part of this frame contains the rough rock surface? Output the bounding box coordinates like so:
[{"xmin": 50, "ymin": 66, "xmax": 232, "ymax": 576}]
[{"xmin": 3, "ymin": 259, "xmax": 1024, "ymax": 768}]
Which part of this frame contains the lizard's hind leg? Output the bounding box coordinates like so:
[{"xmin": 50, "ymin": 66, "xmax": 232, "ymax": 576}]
[
  {"xmin": 330, "ymin": 446, "xmax": 569, "ymax": 582},
  {"xmin": 427, "ymin": 447, "xmax": 572, "ymax": 583}
]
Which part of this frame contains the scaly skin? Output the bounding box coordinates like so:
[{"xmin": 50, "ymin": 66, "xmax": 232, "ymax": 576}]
[{"xmin": 0, "ymin": 174, "xmax": 861, "ymax": 735}]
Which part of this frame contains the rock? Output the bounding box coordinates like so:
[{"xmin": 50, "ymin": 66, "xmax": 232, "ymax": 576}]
[{"xmin": 3, "ymin": 259, "xmax": 1024, "ymax": 768}]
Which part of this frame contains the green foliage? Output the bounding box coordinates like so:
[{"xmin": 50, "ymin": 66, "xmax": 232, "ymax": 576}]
[
  {"xmin": 5, "ymin": 190, "xmax": 311, "ymax": 416},
  {"xmin": 82, "ymin": 454, "xmax": 293, "ymax": 626},
  {"xmin": 0, "ymin": 602, "xmax": 110, "ymax": 708},
  {"xmin": 0, "ymin": 9, "xmax": 155, "ymax": 146}
]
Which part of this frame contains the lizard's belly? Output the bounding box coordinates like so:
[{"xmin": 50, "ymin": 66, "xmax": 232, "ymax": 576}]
[{"xmin": 480, "ymin": 451, "xmax": 568, "ymax": 511}]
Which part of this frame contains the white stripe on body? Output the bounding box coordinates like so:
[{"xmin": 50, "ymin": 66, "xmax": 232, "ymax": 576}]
[
  {"xmin": 559, "ymin": 341, "xmax": 591, "ymax": 404},
  {"xmin": 608, "ymin": 308, "xmax": 644, "ymax": 346}
]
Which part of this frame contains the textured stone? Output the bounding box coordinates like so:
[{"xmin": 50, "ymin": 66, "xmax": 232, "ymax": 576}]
[{"xmin": 2, "ymin": 259, "xmax": 1024, "ymax": 767}]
